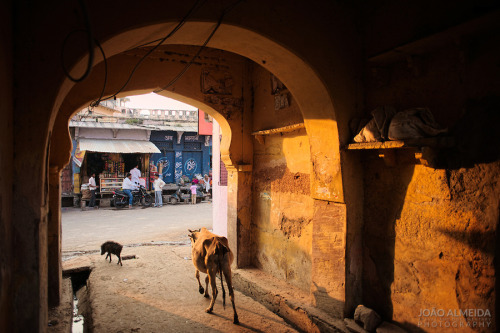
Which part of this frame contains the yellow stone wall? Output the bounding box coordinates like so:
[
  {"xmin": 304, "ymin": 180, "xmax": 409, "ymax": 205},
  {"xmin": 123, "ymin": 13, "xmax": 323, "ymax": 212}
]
[
  {"xmin": 251, "ymin": 64, "xmax": 314, "ymax": 291},
  {"xmin": 362, "ymin": 24, "xmax": 500, "ymax": 330}
]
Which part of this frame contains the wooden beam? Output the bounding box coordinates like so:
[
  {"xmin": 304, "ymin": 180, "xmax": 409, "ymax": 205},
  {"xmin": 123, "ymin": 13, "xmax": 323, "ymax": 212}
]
[{"xmin": 251, "ymin": 123, "xmax": 305, "ymax": 136}]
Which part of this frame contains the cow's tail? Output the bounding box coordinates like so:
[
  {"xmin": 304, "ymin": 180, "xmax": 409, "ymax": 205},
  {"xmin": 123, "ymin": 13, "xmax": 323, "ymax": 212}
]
[{"xmin": 215, "ymin": 240, "xmax": 228, "ymax": 309}]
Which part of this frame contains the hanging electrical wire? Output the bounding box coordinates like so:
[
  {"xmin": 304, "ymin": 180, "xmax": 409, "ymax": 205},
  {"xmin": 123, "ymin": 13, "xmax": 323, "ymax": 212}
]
[
  {"xmin": 86, "ymin": 39, "xmax": 108, "ymax": 109},
  {"xmin": 61, "ymin": 0, "xmax": 94, "ymax": 83},
  {"xmin": 94, "ymin": 0, "xmax": 206, "ymax": 106},
  {"xmin": 71, "ymin": 0, "xmax": 243, "ymax": 112},
  {"xmin": 154, "ymin": 0, "xmax": 244, "ymax": 94}
]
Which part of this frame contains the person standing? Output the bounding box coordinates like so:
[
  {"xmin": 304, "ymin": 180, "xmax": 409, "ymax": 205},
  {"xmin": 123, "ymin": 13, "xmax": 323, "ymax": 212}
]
[
  {"xmin": 190, "ymin": 182, "xmax": 197, "ymax": 205},
  {"xmin": 203, "ymin": 174, "xmax": 211, "ymax": 194},
  {"xmin": 88, "ymin": 173, "xmax": 97, "ymax": 208},
  {"xmin": 153, "ymin": 174, "xmax": 166, "ymax": 207},
  {"xmin": 130, "ymin": 164, "xmax": 141, "ymax": 189},
  {"xmin": 122, "ymin": 173, "xmax": 135, "ymax": 208}
]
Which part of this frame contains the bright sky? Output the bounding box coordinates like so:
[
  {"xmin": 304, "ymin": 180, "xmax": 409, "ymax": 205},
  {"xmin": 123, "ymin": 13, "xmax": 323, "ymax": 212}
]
[{"xmin": 125, "ymin": 93, "xmax": 197, "ymax": 110}]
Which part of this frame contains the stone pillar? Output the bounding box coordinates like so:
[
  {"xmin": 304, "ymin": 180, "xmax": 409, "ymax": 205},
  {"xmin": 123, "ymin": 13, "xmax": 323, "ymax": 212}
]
[
  {"xmin": 227, "ymin": 167, "xmax": 253, "ymax": 268},
  {"xmin": 311, "ymin": 200, "xmax": 346, "ymax": 318},
  {"xmin": 48, "ymin": 166, "xmax": 62, "ymax": 307}
]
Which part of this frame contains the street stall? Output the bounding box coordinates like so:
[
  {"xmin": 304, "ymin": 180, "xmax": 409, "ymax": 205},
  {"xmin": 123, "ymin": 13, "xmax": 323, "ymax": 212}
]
[{"xmin": 75, "ymin": 137, "xmax": 160, "ymax": 207}]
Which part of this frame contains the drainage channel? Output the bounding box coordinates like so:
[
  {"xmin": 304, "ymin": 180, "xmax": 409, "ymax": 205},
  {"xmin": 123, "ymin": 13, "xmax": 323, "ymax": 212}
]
[
  {"xmin": 62, "ymin": 239, "xmax": 191, "ymax": 332},
  {"xmin": 69, "ymin": 269, "xmax": 92, "ymax": 333}
]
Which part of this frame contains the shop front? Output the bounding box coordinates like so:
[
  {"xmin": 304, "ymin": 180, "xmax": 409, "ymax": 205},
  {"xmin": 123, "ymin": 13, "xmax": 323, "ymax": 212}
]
[
  {"xmin": 149, "ymin": 129, "xmax": 212, "ymax": 184},
  {"xmin": 68, "ymin": 122, "xmax": 160, "ymax": 206},
  {"xmin": 78, "ymin": 138, "xmax": 160, "ymax": 204}
]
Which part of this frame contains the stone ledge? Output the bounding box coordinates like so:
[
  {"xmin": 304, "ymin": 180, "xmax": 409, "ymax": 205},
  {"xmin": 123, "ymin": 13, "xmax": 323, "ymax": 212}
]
[
  {"xmin": 62, "ymin": 256, "xmax": 93, "ymax": 275},
  {"xmin": 48, "ymin": 277, "xmax": 73, "ymax": 333},
  {"xmin": 233, "ymin": 268, "xmax": 347, "ymax": 332}
]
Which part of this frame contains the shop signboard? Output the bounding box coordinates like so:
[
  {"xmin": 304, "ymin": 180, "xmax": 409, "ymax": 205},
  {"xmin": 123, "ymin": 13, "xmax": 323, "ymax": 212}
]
[{"xmin": 73, "ymin": 143, "xmax": 86, "ymax": 167}]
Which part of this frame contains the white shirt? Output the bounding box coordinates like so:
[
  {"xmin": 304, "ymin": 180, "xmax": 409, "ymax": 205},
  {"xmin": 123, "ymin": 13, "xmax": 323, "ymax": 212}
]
[
  {"xmin": 89, "ymin": 177, "xmax": 97, "ymax": 190},
  {"xmin": 122, "ymin": 177, "xmax": 136, "ymax": 190},
  {"xmin": 204, "ymin": 178, "xmax": 210, "ymax": 191},
  {"xmin": 153, "ymin": 178, "xmax": 166, "ymax": 192},
  {"xmin": 130, "ymin": 167, "xmax": 141, "ymax": 185}
]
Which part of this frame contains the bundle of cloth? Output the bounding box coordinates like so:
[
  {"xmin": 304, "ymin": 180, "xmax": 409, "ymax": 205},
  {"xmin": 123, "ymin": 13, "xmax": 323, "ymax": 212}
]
[{"xmin": 353, "ymin": 106, "xmax": 447, "ymax": 143}]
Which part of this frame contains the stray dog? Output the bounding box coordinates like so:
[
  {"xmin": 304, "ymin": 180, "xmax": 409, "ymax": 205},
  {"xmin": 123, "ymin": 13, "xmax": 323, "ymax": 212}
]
[{"xmin": 101, "ymin": 241, "xmax": 123, "ymax": 266}]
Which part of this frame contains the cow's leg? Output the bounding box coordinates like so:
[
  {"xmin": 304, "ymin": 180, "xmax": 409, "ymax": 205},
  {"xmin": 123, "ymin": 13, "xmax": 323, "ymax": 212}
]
[
  {"xmin": 205, "ymin": 268, "xmax": 218, "ymax": 314},
  {"xmin": 223, "ymin": 268, "xmax": 239, "ymax": 324},
  {"xmin": 195, "ymin": 270, "xmax": 204, "ymax": 294},
  {"xmin": 204, "ymin": 275, "xmax": 210, "ymax": 298}
]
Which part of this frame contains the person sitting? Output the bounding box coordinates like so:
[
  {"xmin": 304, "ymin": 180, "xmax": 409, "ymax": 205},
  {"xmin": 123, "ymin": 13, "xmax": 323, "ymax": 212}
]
[{"xmin": 122, "ymin": 173, "xmax": 135, "ymax": 208}]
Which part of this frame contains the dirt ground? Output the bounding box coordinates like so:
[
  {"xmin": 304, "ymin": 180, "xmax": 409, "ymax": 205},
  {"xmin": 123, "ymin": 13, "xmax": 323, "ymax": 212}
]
[{"xmin": 72, "ymin": 243, "xmax": 298, "ymax": 333}]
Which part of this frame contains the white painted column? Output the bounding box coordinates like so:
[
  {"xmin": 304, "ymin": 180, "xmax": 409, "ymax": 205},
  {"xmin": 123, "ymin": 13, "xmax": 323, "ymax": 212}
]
[{"xmin": 212, "ymin": 120, "xmax": 228, "ymax": 237}]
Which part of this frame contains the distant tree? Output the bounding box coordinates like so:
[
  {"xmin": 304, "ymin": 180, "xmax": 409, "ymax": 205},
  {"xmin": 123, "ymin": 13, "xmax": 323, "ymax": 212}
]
[{"xmin": 125, "ymin": 118, "xmax": 142, "ymax": 125}]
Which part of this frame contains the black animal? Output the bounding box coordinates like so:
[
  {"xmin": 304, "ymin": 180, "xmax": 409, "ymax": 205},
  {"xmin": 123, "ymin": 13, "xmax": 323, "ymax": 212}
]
[{"xmin": 101, "ymin": 241, "xmax": 123, "ymax": 266}]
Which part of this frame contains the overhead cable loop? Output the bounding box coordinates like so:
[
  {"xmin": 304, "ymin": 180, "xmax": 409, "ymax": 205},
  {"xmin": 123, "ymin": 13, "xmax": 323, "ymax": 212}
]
[
  {"xmin": 61, "ymin": 0, "xmax": 95, "ymax": 83},
  {"xmin": 154, "ymin": 0, "xmax": 244, "ymax": 94},
  {"xmin": 90, "ymin": 39, "xmax": 108, "ymax": 108},
  {"xmin": 98, "ymin": 0, "xmax": 205, "ymax": 104}
]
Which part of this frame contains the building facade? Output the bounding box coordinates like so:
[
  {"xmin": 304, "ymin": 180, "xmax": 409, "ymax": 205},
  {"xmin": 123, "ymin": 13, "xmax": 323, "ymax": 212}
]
[{"xmin": 149, "ymin": 129, "xmax": 212, "ymax": 184}]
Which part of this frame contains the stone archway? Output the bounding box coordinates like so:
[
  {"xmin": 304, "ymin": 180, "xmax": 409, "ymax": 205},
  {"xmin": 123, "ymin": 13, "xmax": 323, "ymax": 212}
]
[
  {"xmin": 8, "ymin": 2, "xmax": 365, "ymax": 330},
  {"xmin": 47, "ymin": 20, "xmax": 352, "ymax": 323},
  {"xmin": 54, "ymin": 22, "xmax": 344, "ymax": 202}
]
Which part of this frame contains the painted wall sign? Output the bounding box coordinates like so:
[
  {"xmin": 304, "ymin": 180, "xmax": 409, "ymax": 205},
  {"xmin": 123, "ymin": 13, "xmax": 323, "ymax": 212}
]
[
  {"xmin": 175, "ymin": 152, "xmax": 183, "ymax": 181},
  {"xmin": 184, "ymin": 158, "xmax": 197, "ymax": 174}
]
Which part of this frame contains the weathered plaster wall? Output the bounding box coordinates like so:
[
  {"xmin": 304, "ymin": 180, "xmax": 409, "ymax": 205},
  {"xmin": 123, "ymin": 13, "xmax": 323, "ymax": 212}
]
[
  {"xmin": 251, "ymin": 64, "xmax": 314, "ymax": 292},
  {"xmin": 362, "ymin": 157, "xmax": 499, "ymax": 331},
  {"xmin": 362, "ymin": 18, "xmax": 500, "ymax": 331}
]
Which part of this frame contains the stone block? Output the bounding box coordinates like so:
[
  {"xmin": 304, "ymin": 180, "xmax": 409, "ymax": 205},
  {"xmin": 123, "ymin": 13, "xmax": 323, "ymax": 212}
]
[
  {"xmin": 62, "ymin": 256, "xmax": 92, "ymax": 274},
  {"xmin": 99, "ymin": 198, "xmax": 111, "ymax": 207},
  {"xmin": 344, "ymin": 318, "xmax": 369, "ymax": 333},
  {"xmin": 376, "ymin": 321, "xmax": 408, "ymax": 333},
  {"xmin": 354, "ymin": 305, "xmax": 382, "ymax": 332}
]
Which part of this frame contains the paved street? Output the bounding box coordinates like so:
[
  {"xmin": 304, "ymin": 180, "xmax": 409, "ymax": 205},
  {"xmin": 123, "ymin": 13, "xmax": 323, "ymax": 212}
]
[
  {"xmin": 62, "ymin": 203, "xmax": 213, "ymax": 252},
  {"xmin": 60, "ymin": 202, "xmax": 299, "ymax": 332}
]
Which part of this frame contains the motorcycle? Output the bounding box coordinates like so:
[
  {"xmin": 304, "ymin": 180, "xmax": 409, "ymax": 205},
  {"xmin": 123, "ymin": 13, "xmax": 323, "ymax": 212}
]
[{"xmin": 113, "ymin": 185, "xmax": 153, "ymax": 208}]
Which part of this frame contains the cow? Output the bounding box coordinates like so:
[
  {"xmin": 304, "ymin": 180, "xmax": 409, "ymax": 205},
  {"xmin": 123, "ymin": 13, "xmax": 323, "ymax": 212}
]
[
  {"xmin": 100, "ymin": 241, "xmax": 123, "ymax": 266},
  {"xmin": 188, "ymin": 228, "xmax": 239, "ymax": 324}
]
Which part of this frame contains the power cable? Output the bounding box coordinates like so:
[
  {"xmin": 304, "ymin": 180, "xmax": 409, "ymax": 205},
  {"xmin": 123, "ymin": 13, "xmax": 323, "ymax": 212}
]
[
  {"xmin": 95, "ymin": 0, "xmax": 206, "ymax": 105},
  {"xmin": 90, "ymin": 39, "xmax": 108, "ymax": 108},
  {"xmin": 61, "ymin": 0, "xmax": 94, "ymax": 83},
  {"xmin": 154, "ymin": 0, "xmax": 244, "ymax": 94}
]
